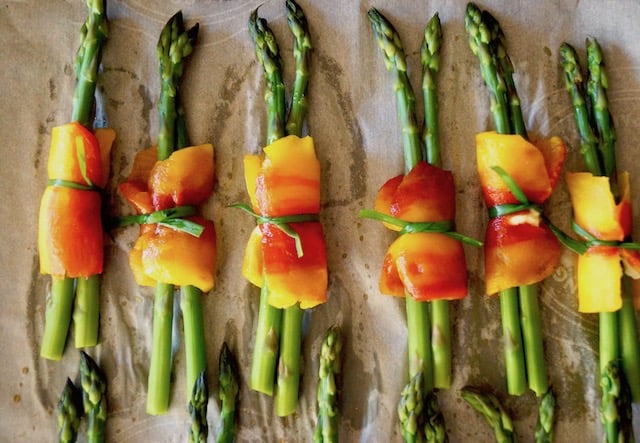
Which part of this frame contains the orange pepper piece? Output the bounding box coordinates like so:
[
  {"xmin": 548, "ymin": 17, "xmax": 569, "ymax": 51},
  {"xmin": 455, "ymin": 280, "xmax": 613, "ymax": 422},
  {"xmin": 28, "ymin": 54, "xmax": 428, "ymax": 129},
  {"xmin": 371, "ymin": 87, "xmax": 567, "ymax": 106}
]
[
  {"xmin": 38, "ymin": 123, "xmax": 114, "ymax": 277},
  {"xmin": 129, "ymin": 216, "xmax": 216, "ymax": 292}
]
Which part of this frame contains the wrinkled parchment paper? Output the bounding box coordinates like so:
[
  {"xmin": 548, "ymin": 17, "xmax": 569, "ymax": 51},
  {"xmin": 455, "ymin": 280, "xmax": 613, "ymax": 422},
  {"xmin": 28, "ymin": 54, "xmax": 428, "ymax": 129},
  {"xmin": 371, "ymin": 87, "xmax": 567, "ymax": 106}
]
[{"xmin": 2, "ymin": 0, "xmax": 640, "ymax": 441}]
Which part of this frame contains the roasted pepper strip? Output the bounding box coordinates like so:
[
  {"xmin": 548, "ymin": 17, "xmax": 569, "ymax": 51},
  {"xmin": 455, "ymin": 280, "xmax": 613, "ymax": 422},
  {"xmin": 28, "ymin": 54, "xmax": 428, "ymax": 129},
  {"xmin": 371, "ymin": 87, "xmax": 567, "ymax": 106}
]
[
  {"xmin": 566, "ymin": 171, "xmax": 640, "ymax": 312},
  {"xmin": 119, "ymin": 144, "xmax": 216, "ymax": 292},
  {"xmin": 373, "ymin": 161, "xmax": 467, "ymax": 301},
  {"xmin": 476, "ymin": 131, "xmax": 566, "ymax": 295},
  {"xmin": 39, "ymin": 122, "xmax": 114, "ymax": 278},
  {"xmin": 242, "ymin": 135, "xmax": 327, "ymax": 309}
]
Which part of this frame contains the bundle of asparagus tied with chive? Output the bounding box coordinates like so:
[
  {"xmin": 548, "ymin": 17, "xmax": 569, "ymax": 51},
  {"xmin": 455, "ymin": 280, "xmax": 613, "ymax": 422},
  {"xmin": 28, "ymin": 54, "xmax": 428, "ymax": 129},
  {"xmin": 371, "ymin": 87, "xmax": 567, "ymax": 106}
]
[
  {"xmin": 463, "ymin": 5, "xmax": 570, "ymax": 439},
  {"xmin": 364, "ymin": 9, "xmax": 481, "ymax": 442},
  {"xmin": 38, "ymin": 0, "xmax": 114, "ymax": 361},
  {"xmin": 56, "ymin": 352, "xmax": 107, "ymax": 443},
  {"xmin": 239, "ymin": 0, "xmax": 328, "ymax": 417},
  {"xmin": 560, "ymin": 38, "xmax": 640, "ymax": 443},
  {"xmin": 116, "ymin": 12, "xmax": 216, "ymax": 423}
]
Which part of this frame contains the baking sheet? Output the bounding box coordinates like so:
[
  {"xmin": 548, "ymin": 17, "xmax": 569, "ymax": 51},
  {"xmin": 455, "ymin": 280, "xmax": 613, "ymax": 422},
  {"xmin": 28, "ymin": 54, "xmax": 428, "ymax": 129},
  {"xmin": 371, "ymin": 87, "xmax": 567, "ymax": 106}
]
[{"xmin": 2, "ymin": 0, "xmax": 640, "ymax": 441}]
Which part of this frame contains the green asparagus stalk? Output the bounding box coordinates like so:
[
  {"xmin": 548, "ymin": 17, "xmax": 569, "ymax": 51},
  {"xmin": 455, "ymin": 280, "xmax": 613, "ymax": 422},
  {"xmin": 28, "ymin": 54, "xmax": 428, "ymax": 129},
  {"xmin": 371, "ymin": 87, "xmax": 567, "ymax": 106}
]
[
  {"xmin": 57, "ymin": 378, "xmax": 83, "ymax": 443},
  {"xmin": 397, "ymin": 371, "xmax": 425, "ymax": 443},
  {"xmin": 420, "ymin": 12, "xmax": 453, "ymax": 391},
  {"xmin": 314, "ymin": 325, "xmax": 342, "ymax": 443},
  {"xmin": 188, "ymin": 371, "xmax": 208, "ymax": 443},
  {"xmin": 41, "ymin": 0, "xmax": 108, "ymax": 361},
  {"xmin": 247, "ymin": 8, "xmax": 285, "ymax": 398},
  {"xmin": 80, "ymin": 351, "xmax": 107, "ymax": 443},
  {"xmin": 147, "ymin": 10, "xmax": 199, "ymax": 416},
  {"xmin": 465, "ymin": 2, "xmax": 551, "ymax": 399},
  {"xmin": 424, "ymin": 391, "xmax": 447, "ymax": 443},
  {"xmin": 560, "ymin": 37, "xmax": 640, "ymax": 440},
  {"xmin": 534, "ymin": 388, "xmax": 555, "ymax": 443},
  {"xmin": 368, "ymin": 7, "xmax": 434, "ymax": 394},
  {"xmin": 216, "ymin": 343, "xmax": 239, "ymax": 443},
  {"xmin": 285, "ymin": 0, "xmax": 312, "ymax": 136},
  {"xmin": 460, "ymin": 386, "xmax": 515, "ymax": 443}
]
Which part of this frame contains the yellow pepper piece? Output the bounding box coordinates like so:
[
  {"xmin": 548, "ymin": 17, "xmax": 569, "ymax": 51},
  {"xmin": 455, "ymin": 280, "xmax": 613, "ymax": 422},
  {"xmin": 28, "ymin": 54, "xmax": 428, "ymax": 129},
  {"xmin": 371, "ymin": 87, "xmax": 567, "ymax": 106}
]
[{"xmin": 577, "ymin": 247, "xmax": 623, "ymax": 313}]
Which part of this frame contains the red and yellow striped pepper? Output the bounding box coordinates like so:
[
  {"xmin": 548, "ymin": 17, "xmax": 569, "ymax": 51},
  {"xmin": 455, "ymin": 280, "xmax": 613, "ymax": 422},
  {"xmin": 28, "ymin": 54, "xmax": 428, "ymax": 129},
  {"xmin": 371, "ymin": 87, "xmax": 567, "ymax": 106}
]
[
  {"xmin": 38, "ymin": 122, "xmax": 115, "ymax": 278},
  {"xmin": 119, "ymin": 144, "xmax": 216, "ymax": 292},
  {"xmin": 241, "ymin": 134, "xmax": 328, "ymax": 309},
  {"xmin": 476, "ymin": 131, "xmax": 566, "ymax": 295},
  {"xmin": 566, "ymin": 171, "xmax": 640, "ymax": 312},
  {"xmin": 375, "ymin": 161, "xmax": 468, "ymax": 301}
]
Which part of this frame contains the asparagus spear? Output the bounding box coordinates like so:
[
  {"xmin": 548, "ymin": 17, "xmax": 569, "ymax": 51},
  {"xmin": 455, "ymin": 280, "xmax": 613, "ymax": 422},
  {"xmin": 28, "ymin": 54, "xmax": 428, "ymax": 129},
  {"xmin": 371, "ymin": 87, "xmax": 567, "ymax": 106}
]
[
  {"xmin": 560, "ymin": 38, "xmax": 640, "ymax": 440},
  {"xmin": 368, "ymin": 7, "xmax": 434, "ymax": 394},
  {"xmin": 534, "ymin": 388, "xmax": 555, "ymax": 443},
  {"xmin": 80, "ymin": 351, "xmax": 107, "ymax": 443},
  {"xmin": 460, "ymin": 386, "xmax": 514, "ymax": 443},
  {"xmin": 247, "ymin": 9, "xmax": 285, "ymax": 399},
  {"xmin": 188, "ymin": 371, "xmax": 208, "ymax": 443},
  {"xmin": 146, "ymin": 11, "xmax": 199, "ymax": 416},
  {"xmin": 57, "ymin": 378, "xmax": 83, "ymax": 443},
  {"xmin": 397, "ymin": 371, "xmax": 425, "ymax": 443},
  {"xmin": 465, "ymin": 2, "xmax": 551, "ymax": 398},
  {"xmin": 41, "ymin": 0, "xmax": 108, "ymax": 361},
  {"xmin": 424, "ymin": 391, "xmax": 447, "ymax": 443},
  {"xmin": 216, "ymin": 343, "xmax": 239, "ymax": 443},
  {"xmin": 314, "ymin": 325, "xmax": 342, "ymax": 443}
]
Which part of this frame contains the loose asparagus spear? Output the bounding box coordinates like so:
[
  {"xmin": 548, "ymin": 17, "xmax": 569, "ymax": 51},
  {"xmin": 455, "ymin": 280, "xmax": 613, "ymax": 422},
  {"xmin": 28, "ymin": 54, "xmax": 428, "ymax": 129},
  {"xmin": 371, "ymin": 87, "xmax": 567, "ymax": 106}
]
[
  {"xmin": 368, "ymin": 6, "xmax": 434, "ymax": 394},
  {"xmin": 465, "ymin": 2, "xmax": 550, "ymax": 399},
  {"xmin": 80, "ymin": 351, "xmax": 107, "ymax": 443},
  {"xmin": 57, "ymin": 378, "xmax": 83, "ymax": 443},
  {"xmin": 147, "ymin": 11, "xmax": 199, "ymax": 416},
  {"xmin": 41, "ymin": 0, "xmax": 108, "ymax": 360},
  {"xmin": 534, "ymin": 388, "xmax": 555, "ymax": 443},
  {"xmin": 216, "ymin": 343, "xmax": 239, "ymax": 443},
  {"xmin": 188, "ymin": 371, "xmax": 208, "ymax": 443},
  {"xmin": 460, "ymin": 386, "xmax": 515, "ymax": 443},
  {"xmin": 397, "ymin": 371, "xmax": 425, "ymax": 443},
  {"xmin": 424, "ymin": 391, "xmax": 447, "ymax": 443},
  {"xmin": 314, "ymin": 325, "xmax": 342, "ymax": 443}
]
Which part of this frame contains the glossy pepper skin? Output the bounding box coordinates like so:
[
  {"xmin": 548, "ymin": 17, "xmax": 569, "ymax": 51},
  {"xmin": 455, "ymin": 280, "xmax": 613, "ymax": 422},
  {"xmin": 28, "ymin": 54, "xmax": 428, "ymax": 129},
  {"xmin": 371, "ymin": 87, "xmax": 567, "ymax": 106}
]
[
  {"xmin": 375, "ymin": 161, "xmax": 468, "ymax": 301},
  {"xmin": 475, "ymin": 131, "xmax": 566, "ymax": 296},
  {"xmin": 566, "ymin": 171, "xmax": 640, "ymax": 312},
  {"xmin": 241, "ymin": 135, "xmax": 328, "ymax": 309},
  {"xmin": 38, "ymin": 122, "xmax": 115, "ymax": 278},
  {"xmin": 119, "ymin": 144, "xmax": 216, "ymax": 292}
]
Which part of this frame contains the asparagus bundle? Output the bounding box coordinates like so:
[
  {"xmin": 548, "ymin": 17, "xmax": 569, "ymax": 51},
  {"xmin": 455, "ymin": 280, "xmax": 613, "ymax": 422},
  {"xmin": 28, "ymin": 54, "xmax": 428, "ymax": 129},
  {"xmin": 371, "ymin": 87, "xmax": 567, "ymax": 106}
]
[
  {"xmin": 464, "ymin": 3, "xmax": 566, "ymax": 412},
  {"xmin": 240, "ymin": 0, "xmax": 327, "ymax": 417},
  {"xmin": 116, "ymin": 12, "xmax": 215, "ymax": 419},
  {"xmin": 365, "ymin": 9, "xmax": 479, "ymax": 442},
  {"xmin": 38, "ymin": 0, "xmax": 113, "ymax": 360},
  {"xmin": 560, "ymin": 38, "xmax": 640, "ymax": 442}
]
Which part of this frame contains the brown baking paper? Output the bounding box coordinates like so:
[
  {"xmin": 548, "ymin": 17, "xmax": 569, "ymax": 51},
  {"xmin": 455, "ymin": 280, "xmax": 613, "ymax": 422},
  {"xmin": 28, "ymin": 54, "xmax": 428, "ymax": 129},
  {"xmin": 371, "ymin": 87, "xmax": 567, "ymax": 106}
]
[{"xmin": 1, "ymin": 0, "xmax": 639, "ymax": 441}]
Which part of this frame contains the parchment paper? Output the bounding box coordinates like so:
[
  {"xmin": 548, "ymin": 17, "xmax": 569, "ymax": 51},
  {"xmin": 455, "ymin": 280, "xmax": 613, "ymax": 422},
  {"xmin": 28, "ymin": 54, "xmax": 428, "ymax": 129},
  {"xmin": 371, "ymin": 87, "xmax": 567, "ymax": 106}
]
[{"xmin": 1, "ymin": 0, "xmax": 640, "ymax": 441}]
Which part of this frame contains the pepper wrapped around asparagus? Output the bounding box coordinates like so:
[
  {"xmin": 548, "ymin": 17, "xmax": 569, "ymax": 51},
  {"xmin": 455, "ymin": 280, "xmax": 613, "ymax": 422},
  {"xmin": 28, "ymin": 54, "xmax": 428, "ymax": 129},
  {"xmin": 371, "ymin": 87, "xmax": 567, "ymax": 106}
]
[
  {"xmin": 116, "ymin": 12, "xmax": 214, "ymax": 418},
  {"xmin": 560, "ymin": 38, "xmax": 640, "ymax": 442},
  {"xmin": 365, "ymin": 9, "xmax": 479, "ymax": 442},
  {"xmin": 464, "ymin": 5, "xmax": 566, "ymax": 411},
  {"xmin": 240, "ymin": 0, "xmax": 327, "ymax": 417},
  {"xmin": 38, "ymin": 0, "xmax": 113, "ymax": 361}
]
